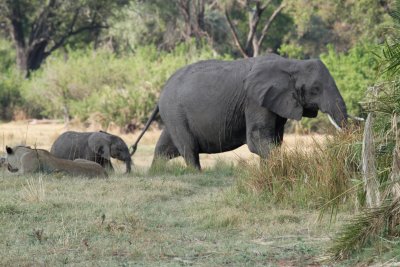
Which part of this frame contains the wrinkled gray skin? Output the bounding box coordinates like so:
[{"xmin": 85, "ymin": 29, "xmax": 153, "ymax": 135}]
[
  {"xmin": 132, "ymin": 54, "xmax": 348, "ymax": 170},
  {"xmin": 51, "ymin": 131, "xmax": 132, "ymax": 173}
]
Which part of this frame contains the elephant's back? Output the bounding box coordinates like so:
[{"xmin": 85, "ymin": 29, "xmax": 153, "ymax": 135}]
[
  {"xmin": 51, "ymin": 131, "xmax": 92, "ymax": 160},
  {"xmin": 162, "ymin": 58, "xmax": 254, "ymax": 92},
  {"xmin": 159, "ymin": 58, "xmax": 254, "ymax": 108}
]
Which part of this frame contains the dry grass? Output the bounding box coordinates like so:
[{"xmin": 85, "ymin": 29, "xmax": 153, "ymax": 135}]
[
  {"xmin": 21, "ymin": 175, "xmax": 46, "ymax": 203},
  {"xmin": 0, "ymin": 120, "xmax": 351, "ymax": 266},
  {"xmin": 235, "ymin": 127, "xmax": 363, "ymax": 213},
  {"xmin": 0, "ymin": 119, "xmax": 326, "ymax": 170},
  {"xmin": 0, "ymin": 170, "xmax": 347, "ymax": 266}
]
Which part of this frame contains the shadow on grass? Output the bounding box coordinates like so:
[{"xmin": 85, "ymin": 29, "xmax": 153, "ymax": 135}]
[
  {"xmin": 134, "ymin": 158, "xmax": 238, "ymax": 178},
  {"xmin": 131, "ymin": 158, "xmax": 238, "ymax": 190}
]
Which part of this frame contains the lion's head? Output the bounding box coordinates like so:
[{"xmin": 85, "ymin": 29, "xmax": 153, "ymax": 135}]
[{"xmin": 5, "ymin": 146, "xmax": 32, "ymax": 173}]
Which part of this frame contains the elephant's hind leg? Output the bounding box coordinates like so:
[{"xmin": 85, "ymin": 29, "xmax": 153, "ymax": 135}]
[
  {"xmin": 152, "ymin": 129, "xmax": 180, "ymax": 166},
  {"xmin": 167, "ymin": 124, "xmax": 201, "ymax": 170}
]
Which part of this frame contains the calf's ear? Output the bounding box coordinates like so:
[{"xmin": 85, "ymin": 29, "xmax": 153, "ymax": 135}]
[{"xmin": 88, "ymin": 133, "xmax": 111, "ymax": 160}]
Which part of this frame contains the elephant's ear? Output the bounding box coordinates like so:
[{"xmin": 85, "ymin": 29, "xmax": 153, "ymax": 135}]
[
  {"xmin": 244, "ymin": 60, "xmax": 303, "ymax": 120},
  {"xmin": 88, "ymin": 133, "xmax": 111, "ymax": 159},
  {"xmin": 6, "ymin": 146, "xmax": 13, "ymax": 154}
]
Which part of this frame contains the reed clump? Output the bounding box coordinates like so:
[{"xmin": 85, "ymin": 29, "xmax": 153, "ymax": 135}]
[{"xmin": 235, "ymin": 126, "xmax": 363, "ymax": 211}]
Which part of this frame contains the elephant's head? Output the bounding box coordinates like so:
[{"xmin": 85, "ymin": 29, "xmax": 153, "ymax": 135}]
[
  {"xmin": 245, "ymin": 57, "xmax": 347, "ymax": 128},
  {"xmin": 88, "ymin": 132, "xmax": 132, "ymax": 173}
]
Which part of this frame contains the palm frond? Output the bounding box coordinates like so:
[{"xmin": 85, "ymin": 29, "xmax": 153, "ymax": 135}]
[
  {"xmin": 327, "ymin": 197, "xmax": 400, "ymax": 261},
  {"xmin": 382, "ymin": 41, "xmax": 400, "ymax": 76}
]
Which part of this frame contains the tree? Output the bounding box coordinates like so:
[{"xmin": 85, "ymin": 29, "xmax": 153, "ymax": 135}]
[
  {"xmin": 224, "ymin": 0, "xmax": 286, "ymax": 57},
  {"xmin": 104, "ymin": 0, "xmax": 230, "ymax": 53},
  {"xmin": 283, "ymin": 0, "xmax": 393, "ymax": 57},
  {"xmin": 177, "ymin": 0, "xmax": 206, "ymax": 40},
  {"xmin": 0, "ymin": 0, "xmax": 128, "ymax": 76}
]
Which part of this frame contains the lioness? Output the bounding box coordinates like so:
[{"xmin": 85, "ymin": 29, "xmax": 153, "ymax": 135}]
[{"xmin": 5, "ymin": 146, "xmax": 108, "ymax": 178}]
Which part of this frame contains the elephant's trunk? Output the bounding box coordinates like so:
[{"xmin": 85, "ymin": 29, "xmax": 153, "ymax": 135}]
[
  {"xmin": 125, "ymin": 158, "xmax": 132, "ymax": 173},
  {"xmin": 320, "ymin": 83, "xmax": 348, "ymax": 130},
  {"xmin": 329, "ymin": 100, "xmax": 348, "ymax": 129}
]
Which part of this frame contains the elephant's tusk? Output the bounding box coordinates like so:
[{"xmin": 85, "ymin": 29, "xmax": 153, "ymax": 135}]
[
  {"xmin": 328, "ymin": 114, "xmax": 342, "ymax": 131},
  {"xmin": 348, "ymin": 114, "xmax": 365, "ymax": 121}
]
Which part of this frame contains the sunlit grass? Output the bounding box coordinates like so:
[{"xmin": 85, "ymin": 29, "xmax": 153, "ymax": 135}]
[{"xmin": 234, "ymin": 126, "xmax": 363, "ymax": 216}]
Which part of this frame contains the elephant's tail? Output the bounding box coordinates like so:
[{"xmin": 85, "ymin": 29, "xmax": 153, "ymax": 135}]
[{"xmin": 130, "ymin": 105, "xmax": 159, "ymax": 156}]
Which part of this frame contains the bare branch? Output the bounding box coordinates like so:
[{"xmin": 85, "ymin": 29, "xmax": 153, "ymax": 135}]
[
  {"xmin": 177, "ymin": 0, "xmax": 192, "ymax": 38},
  {"xmin": 46, "ymin": 24, "xmax": 107, "ymax": 55},
  {"xmin": 44, "ymin": 7, "xmax": 81, "ymax": 54},
  {"xmin": 257, "ymin": 3, "xmax": 286, "ymax": 48},
  {"xmin": 27, "ymin": 38, "xmax": 48, "ymax": 52},
  {"xmin": 245, "ymin": 2, "xmax": 265, "ymax": 51},
  {"xmin": 29, "ymin": 0, "xmax": 57, "ymax": 44},
  {"xmin": 225, "ymin": 8, "xmax": 248, "ymax": 58},
  {"xmin": 208, "ymin": 0, "xmax": 219, "ymax": 9},
  {"xmin": 260, "ymin": 0, "xmax": 272, "ymax": 11}
]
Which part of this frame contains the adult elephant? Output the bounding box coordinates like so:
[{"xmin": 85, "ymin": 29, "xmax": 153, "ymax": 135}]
[
  {"xmin": 51, "ymin": 131, "xmax": 132, "ymax": 173},
  {"xmin": 131, "ymin": 54, "xmax": 348, "ymax": 170}
]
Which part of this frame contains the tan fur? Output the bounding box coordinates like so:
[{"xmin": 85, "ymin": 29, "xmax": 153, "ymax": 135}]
[{"xmin": 5, "ymin": 146, "xmax": 108, "ymax": 178}]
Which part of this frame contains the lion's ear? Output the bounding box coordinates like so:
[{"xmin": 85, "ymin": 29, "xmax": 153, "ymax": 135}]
[{"xmin": 6, "ymin": 146, "xmax": 13, "ymax": 154}]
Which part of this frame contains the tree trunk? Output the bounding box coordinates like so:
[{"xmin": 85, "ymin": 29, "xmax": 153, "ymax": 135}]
[
  {"xmin": 177, "ymin": 0, "xmax": 206, "ymax": 40},
  {"xmin": 4, "ymin": 0, "xmax": 107, "ymax": 76},
  {"xmin": 26, "ymin": 41, "xmax": 49, "ymax": 73},
  {"xmin": 225, "ymin": 1, "xmax": 285, "ymax": 58},
  {"xmin": 13, "ymin": 41, "xmax": 49, "ymax": 77},
  {"xmin": 362, "ymin": 113, "xmax": 381, "ymax": 208},
  {"xmin": 252, "ymin": 37, "xmax": 259, "ymax": 57}
]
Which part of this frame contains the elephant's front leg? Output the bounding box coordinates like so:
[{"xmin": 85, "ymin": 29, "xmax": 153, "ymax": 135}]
[
  {"xmin": 274, "ymin": 116, "xmax": 287, "ymax": 146},
  {"xmin": 105, "ymin": 159, "xmax": 114, "ymax": 171},
  {"xmin": 245, "ymin": 103, "xmax": 278, "ymax": 159},
  {"xmin": 99, "ymin": 157, "xmax": 114, "ymax": 172},
  {"xmin": 246, "ymin": 126, "xmax": 276, "ymax": 158}
]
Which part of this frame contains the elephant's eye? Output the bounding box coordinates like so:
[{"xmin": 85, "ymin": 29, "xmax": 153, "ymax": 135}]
[{"xmin": 310, "ymin": 87, "xmax": 320, "ymax": 96}]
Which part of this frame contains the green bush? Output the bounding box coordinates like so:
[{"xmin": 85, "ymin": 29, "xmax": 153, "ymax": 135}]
[
  {"xmin": 24, "ymin": 42, "xmax": 230, "ymax": 127},
  {"xmin": 0, "ymin": 69, "xmax": 25, "ymax": 121},
  {"xmin": 278, "ymin": 43, "xmax": 305, "ymax": 59},
  {"xmin": 0, "ymin": 39, "xmax": 26, "ymax": 121},
  {"xmin": 0, "ymin": 39, "xmax": 15, "ymax": 72}
]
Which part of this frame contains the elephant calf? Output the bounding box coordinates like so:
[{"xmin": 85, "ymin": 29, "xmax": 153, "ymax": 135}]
[{"xmin": 51, "ymin": 131, "xmax": 132, "ymax": 173}]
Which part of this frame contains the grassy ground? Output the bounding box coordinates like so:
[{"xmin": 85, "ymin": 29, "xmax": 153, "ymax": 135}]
[{"xmin": 0, "ymin": 121, "xmax": 346, "ymax": 266}]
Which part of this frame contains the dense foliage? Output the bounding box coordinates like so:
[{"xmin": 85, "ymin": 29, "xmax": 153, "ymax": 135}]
[
  {"xmin": 0, "ymin": 0, "xmax": 395, "ymax": 129},
  {"xmin": 24, "ymin": 43, "xmax": 229, "ymax": 127}
]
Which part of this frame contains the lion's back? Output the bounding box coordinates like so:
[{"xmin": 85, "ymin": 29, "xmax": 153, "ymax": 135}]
[{"xmin": 34, "ymin": 150, "xmax": 108, "ymax": 178}]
